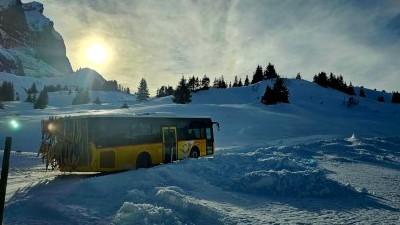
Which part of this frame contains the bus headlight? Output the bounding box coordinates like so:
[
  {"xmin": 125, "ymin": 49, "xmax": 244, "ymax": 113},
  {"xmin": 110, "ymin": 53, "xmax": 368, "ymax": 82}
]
[{"xmin": 48, "ymin": 123, "xmax": 56, "ymax": 131}]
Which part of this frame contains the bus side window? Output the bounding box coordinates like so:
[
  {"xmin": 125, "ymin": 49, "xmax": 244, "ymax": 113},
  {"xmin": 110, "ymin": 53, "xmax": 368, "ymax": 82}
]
[
  {"xmin": 201, "ymin": 128, "xmax": 205, "ymax": 139},
  {"xmin": 206, "ymin": 128, "xmax": 212, "ymax": 140},
  {"xmin": 190, "ymin": 130, "xmax": 196, "ymax": 139},
  {"xmin": 187, "ymin": 128, "xmax": 201, "ymax": 139}
]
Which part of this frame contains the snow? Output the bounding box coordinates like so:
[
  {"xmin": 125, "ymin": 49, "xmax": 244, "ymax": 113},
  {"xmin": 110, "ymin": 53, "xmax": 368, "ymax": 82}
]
[
  {"xmin": 23, "ymin": 1, "xmax": 49, "ymax": 32},
  {"xmin": 0, "ymin": 46, "xmax": 15, "ymax": 61},
  {"xmin": 24, "ymin": 9, "xmax": 50, "ymax": 32},
  {"xmin": 0, "ymin": 77, "xmax": 400, "ymax": 224}
]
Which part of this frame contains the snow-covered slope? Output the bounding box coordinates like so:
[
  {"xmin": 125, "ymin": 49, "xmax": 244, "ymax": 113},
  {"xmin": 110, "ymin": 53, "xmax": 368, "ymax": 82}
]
[
  {"xmin": 1, "ymin": 78, "xmax": 399, "ymax": 150},
  {"xmin": 0, "ymin": 67, "xmax": 106, "ymax": 101},
  {"xmin": 1, "ymin": 79, "xmax": 400, "ymax": 224}
]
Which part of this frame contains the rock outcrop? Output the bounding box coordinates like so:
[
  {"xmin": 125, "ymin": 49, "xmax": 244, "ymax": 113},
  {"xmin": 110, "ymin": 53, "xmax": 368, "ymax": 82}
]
[{"xmin": 0, "ymin": 0, "xmax": 73, "ymax": 77}]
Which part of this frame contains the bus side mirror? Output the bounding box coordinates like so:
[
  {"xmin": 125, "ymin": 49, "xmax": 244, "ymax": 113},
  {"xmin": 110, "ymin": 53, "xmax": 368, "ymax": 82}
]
[{"xmin": 212, "ymin": 122, "xmax": 220, "ymax": 131}]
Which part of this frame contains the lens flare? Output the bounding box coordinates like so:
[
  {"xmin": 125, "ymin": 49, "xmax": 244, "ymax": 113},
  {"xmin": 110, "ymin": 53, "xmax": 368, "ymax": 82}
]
[{"xmin": 10, "ymin": 120, "xmax": 19, "ymax": 129}]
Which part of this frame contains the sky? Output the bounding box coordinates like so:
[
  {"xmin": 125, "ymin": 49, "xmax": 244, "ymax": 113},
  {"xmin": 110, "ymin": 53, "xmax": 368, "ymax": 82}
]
[{"xmin": 28, "ymin": 0, "xmax": 400, "ymax": 94}]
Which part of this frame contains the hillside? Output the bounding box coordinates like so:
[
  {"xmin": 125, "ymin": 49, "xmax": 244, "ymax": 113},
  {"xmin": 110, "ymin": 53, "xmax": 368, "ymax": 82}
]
[
  {"xmin": 1, "ymin": 77, "xmax": 399, "ymax": 150},
  {"xmin": 1, "ymin": 79, "xmax": 399, "ymax": 224}
]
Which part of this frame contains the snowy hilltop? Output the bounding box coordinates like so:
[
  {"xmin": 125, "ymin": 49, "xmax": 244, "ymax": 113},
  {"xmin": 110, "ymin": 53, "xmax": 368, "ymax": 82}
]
[
  {"xmin": 1, "ymin": 79, "xmax": 400, "ymax": 224},
  {"xmin": 0, "ymin": 0, "xmax": 72, "ymax": 77},
  {"xmin": 1, "ymin": 76, "xmax": 399, "ymax": 150}
]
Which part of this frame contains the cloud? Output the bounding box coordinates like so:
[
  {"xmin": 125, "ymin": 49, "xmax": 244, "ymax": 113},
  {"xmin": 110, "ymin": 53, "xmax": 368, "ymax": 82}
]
[{"xmin": 37, "ymin": 0, "xmax": 400, "ymax": 93}]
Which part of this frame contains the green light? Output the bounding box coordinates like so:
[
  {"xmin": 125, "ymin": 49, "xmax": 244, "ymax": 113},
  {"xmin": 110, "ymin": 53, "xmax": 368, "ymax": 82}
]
[{"xmin": 10, "ymin": 120, "xmax": 19, "ymax": 129}]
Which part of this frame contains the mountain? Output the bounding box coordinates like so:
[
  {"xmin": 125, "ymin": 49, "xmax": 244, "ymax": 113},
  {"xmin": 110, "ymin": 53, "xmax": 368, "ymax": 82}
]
[{"xmin": 0, "ymin": 0, "xmax": 72, "ymax": 77}]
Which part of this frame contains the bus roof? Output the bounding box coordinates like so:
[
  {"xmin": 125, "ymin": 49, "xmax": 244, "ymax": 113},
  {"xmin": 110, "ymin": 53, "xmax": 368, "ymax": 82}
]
[{"xmin": 47, "ymin": 114, "xmax": 212, "ymax": 120}]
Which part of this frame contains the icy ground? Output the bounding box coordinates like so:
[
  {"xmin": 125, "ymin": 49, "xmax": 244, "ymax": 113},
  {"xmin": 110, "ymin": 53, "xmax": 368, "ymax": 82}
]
[{"xmin": 0, "ymin": 76, "xmax": 399, "ymax": 224}]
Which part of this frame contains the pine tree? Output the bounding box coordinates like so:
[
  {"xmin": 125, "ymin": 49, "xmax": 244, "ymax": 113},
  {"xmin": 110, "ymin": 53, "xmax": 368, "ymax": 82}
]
[
  {"xmin": 251, "ymin": 65, "xmax": 263, "ymax": 84},
  {"xmin": 121, "ymin": 103, "xmax": 129, "ymax": 108},
  {"xmin": 346, "ymin": 82, "xmax": 355, "ymax": 96},
  {"xmin": 273, "ymin": 78, "xmax": 289, "ymax": 103},
  {"xmin": 32, "ymin": 93, "xmax": 37, "ymax": 103},
  {"xmin": 296, "ymin": 73, "xmax": 302, "ymax": 79},
  {"xmin": 0, "ymin": 81, "xmax": 14, "ymax": 101},
  {"xmin": 214, "ymin": 76, "xmax": 227, "ymax": 88},
  {"xmin": 25, "ymin": 93, "xmax": 33, "ymax": 102},
  {"xmin": 167, "ymin": 86, "xmax": 174, "ymax": 95},
  {"xmin": 213, "ymin": 78, "xmax": 219, "ymax": 88},
  {"xmin": 201, "ymin": 75, "xmax": 210, "ymax": 90},
  {"xmin": 34, "ymin": 88, "xmax": 49, "ymax": 109},
  {"xmin": 28, "ymin": 83, "xmax": 38, "ymax": 95},
  {"xmin": 238, "ymin": 78, "xmax": 243, "ymax": 87},
  {"xmin": 188, "ymin": 76, "xmax": 196, "ymax": 92},
  {"xmin": 0, "ymin": 102, "xmax": 4, "ymax": 109},
  {"xmin": 72, "ymin": 89, "xmax": 90, "ymax": 105},
  {"xmin": 313, "ymin": 72, "xmax": 329, "ymax": 87},
  {"xmin": 359, "ymin": 87, "xmax": 366, "ymax": 98},
  {"xmin": 344, "ymin": 96, "xmax": 359, "ymax": 108},
  {"xmin": 137, "ymin": 78, "xmax": 150, "ymax": 101},
  {"xmin": 244, "ymin": 75, "xmax": 250, "ymax": 86},
  {"xmin": 93, "ymin": 97, "xmax": 102, "ymax": 105},
  {"xmin": 261, "ymin": 86, "xmax": 276, "ymax": 105},
  {"xmin": 218, "ymin": 76, "xmax": 227, "ymax": 88},
  {"xmin": 264, "ymin": 63, "xmax": 279, "ymax": 80},
  {"xmin": 377, "ymin": 96, "xmax": 385, "ymax": 102},
  {"xmin": 391, "ymin": 92, "xmax": 400, "ymax": 103},
  {"xmin": 91, "ymin": 78, "xmax": 103, "ymax": 91},
  {"xmin": 172, "ymin": 76, "xmax": 192, "ymax": 104},
  {"xmin": 102, "ymin": 80, "xmax": 119, "ymax": 91},
  {"xmin": 261, "ymin": 78, "xmax": 289, "ymax": 105},
  {"xmin": 232, "ymin": 76, "xmax": 239, "ymax": 87},
  {"xmin": 156, "ymin": 87, "xmax": 164, "ymax": 98},
  {"xmin": 195, "ymin": 77, "xmax": 200, "ymax": 90},
  {"xmin": 156, "ymin": 85, "xmax": 174, "ymax": 98}
]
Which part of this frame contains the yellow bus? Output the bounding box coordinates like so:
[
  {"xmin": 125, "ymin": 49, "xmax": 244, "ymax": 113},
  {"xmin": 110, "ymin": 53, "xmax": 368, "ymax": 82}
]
[{"xmin": 38, "ymin": 115, "xmax": 219, "ymax": 172}]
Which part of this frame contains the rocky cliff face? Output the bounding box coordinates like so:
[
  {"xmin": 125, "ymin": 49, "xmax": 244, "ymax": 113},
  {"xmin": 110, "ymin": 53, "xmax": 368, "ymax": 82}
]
[{"xmin": 0, "ymin": 0, "xmax": 73, "ymax": 77}]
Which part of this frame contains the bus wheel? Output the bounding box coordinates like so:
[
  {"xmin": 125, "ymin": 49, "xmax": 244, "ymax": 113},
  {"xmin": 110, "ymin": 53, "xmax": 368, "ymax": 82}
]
[
  {"xmin": 136, "ymin": 152, "xmax": 152, "ymax": 169},
  {"xmin": 189, "ymin": 148, "xmax": 200, "ymax": 158}
]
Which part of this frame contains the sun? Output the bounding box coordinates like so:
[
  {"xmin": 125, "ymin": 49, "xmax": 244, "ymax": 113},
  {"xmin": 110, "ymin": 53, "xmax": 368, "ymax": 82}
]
[{"xmin": 85, "ymin": 43, "xmax": 108, "ymax": 64}]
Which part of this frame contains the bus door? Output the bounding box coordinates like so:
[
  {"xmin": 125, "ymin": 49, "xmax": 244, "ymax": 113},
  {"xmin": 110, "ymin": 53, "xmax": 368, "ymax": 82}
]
[
  {"xmin": 205, "ymin": 121, "xmax": 219, "ymax": 155},
  {"xmin": 162, "ymin": 127, "xmax": 177, "ymax": 163},
  {"xmin": 205, "ymin": 127, "xmax": 214, "ymax": 155}
]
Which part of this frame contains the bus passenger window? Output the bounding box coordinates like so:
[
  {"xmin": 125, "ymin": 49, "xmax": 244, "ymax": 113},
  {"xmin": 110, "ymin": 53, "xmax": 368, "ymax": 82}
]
[
  {"xmin": 190, "ymin": 130, "xmax": 196, "ymax": 139},
  {"xmin": 188, "ymin": 129, "xmax": 201, "ymax": 139},
  {"xmin": 206, "ymin": 128, "xmax": 212, "ymax": 140},
  {"xmin": 187, "ymin": 129, "xmax": 201, "ymax": 139}
]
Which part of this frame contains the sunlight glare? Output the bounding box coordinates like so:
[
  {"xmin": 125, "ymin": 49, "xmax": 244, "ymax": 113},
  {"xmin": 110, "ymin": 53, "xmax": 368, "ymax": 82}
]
[{"xmin": 85, "ymin": 43, "xmax": 108, "ymax": 64}]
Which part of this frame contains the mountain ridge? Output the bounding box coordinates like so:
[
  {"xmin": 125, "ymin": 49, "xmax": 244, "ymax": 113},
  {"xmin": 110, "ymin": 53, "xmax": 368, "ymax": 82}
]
[{"xmin": 0, "ymin": 0, "xmax": 72, "ymax": 77}]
